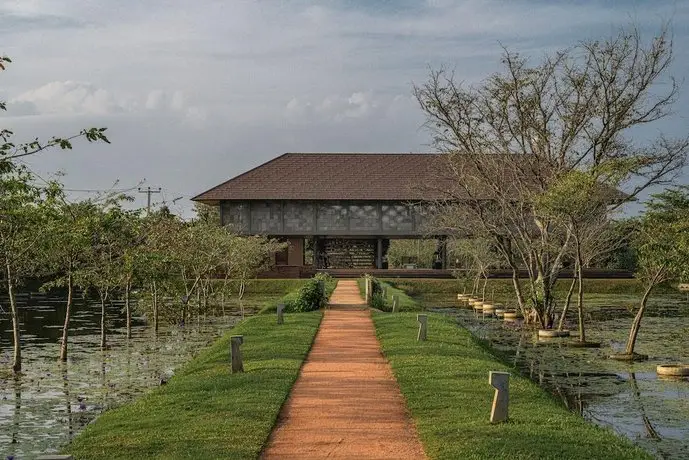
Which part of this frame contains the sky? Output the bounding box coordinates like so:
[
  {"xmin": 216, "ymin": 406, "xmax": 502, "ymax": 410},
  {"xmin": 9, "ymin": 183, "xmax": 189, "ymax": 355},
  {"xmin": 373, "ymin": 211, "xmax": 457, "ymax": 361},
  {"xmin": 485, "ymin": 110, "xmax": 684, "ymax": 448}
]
[{"xmin": 1, "ymin": 0, "xmax": 688, "ymax": 217}]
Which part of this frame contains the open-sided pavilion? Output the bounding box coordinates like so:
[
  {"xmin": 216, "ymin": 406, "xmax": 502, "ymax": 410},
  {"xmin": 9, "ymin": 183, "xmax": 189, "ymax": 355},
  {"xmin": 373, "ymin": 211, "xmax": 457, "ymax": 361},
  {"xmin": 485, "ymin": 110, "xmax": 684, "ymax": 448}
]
[{"xmin": 192, "ymin": 153, "xmax": 454, "ymax": 277}]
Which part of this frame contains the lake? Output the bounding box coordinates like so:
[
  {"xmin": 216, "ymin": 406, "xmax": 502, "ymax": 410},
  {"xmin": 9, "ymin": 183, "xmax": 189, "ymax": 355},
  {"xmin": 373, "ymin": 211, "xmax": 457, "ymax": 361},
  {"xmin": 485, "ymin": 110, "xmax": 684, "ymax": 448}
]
[
  {"xmin": 0, "ymin": 292, "xmax": 248, "ymax": 459},
  {"xmin": 425, "ymin": 294, "xmax": 689, "ymax": 459}
]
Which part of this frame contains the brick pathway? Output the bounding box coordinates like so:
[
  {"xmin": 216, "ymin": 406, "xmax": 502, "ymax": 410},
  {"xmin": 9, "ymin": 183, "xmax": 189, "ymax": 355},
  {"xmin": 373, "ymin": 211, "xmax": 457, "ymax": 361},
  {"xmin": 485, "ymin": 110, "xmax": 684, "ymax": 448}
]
[{"xmin": 261, "ymin": 280, "xmax": 426, "ymax": 459}]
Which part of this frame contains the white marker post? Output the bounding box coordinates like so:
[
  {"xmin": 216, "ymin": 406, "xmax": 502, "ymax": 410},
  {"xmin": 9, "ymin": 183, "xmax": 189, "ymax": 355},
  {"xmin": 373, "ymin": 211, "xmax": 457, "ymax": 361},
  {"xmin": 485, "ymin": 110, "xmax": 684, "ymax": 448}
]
[
  {"xmin": 489, "ymin": 371, "xmax": 510, "ymax": 423},
  {"xmin": 417, "ymin": 314, "xmax": 428, "ymax": 341}
]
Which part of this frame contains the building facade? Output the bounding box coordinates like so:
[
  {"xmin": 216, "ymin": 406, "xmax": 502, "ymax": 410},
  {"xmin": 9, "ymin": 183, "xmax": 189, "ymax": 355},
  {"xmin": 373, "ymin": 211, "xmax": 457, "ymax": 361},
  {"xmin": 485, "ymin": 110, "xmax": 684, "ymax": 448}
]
[{"xmin": 192, "ymin": 153, "xmax": 453, "ymax": 273}]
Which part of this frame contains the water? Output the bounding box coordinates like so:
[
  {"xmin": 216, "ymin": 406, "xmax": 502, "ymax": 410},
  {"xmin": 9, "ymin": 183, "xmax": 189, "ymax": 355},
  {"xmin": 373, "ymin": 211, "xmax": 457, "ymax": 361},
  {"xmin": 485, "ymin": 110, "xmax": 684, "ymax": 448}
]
[
  {"xmin": 0, "ymin": 292, "xmax": 250, "ymax": 459},
  {"xmin": 424, "ymin": 295, "xmax": 689, "ymax": 459}
]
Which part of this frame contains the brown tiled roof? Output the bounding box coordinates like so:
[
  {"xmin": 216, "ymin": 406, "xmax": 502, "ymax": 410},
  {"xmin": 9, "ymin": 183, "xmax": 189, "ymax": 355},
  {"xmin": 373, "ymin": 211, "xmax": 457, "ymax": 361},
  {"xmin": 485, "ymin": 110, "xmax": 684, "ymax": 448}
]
[{"xmin": 192, "ymin": 153, "xmax": 455, "ymax": 202}]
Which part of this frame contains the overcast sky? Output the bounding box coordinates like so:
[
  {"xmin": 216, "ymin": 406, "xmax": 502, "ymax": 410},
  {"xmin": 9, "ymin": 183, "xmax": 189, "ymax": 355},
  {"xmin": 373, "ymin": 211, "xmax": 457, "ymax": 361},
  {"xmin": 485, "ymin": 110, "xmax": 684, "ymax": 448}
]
[{"xmin": 1, "ymin": 0, "xmax": 688, "ymax": 217}]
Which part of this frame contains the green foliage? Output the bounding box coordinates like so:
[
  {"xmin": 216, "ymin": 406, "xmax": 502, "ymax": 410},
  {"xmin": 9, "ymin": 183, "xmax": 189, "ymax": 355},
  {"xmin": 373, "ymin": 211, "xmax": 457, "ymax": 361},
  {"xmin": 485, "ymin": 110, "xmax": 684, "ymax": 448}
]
[
  {"xmin": 192, "ymin": 202, "xmax": 220, "ymax": 225},
  {"xmin": 378, "ymin": 281, "xmax": 421, "ymax": 312},
  {"xmin": 635, "ymin": 187, "xmax": 689, "ymax": 285},
  {"xmin": 386, "ymin": 239, "xmax": 437, "ymax": 268},
  {"xmin": 262, "ymin": 275, "xmax": 337, "ymax": 314},
  {"xmin": 287, "ymin": 279, "xmax": 326, "ymax": 312},
  {"xmin": 373, "ymin": 313, "xmax": 651, "ymax": 459},
  {"xmin": 66, "ymin": 312, "xmax": 322, "ymax": 459}
]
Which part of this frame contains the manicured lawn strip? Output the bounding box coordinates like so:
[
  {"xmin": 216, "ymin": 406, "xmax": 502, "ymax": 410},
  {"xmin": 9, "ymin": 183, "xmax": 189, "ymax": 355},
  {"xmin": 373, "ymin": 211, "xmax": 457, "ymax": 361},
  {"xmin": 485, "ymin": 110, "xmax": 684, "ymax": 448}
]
[
  {"xmin": 211, "ymin": 278, "xmax": 308, "ymax": 295},
  {"xmin": 379, "ymin": 281, "xmax": 421, "ymax": 311},
  {"xmin": 66, "ymin": 312, "xmax": 322, "ymax": 460},
  {"xmin": 373, "ymin": 312, "xmax": 651, "ymax": 460},
  {"xmin": 356, "ymin": 278, "xmax": 421, "ymax": 311},
  {"xmin": 258, "ymin": 279, "xmax": 337, "ymax": 314}
]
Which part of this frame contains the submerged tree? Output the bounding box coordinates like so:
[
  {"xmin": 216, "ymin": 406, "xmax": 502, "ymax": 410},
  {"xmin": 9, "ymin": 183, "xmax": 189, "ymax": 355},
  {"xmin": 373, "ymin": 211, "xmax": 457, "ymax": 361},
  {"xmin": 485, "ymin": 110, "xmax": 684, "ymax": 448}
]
[
  {"xmin": 0, "ymin": 56, "xmax": 109, "ymax": 372},
  {"xmin": 416, "ymin": 24, "xmax": 688, "ymax": 327},
  {"xmin": 42, "ymin": 199, "xmax": 99, "ymax": 361},
  {"xmin": 614, "ymin": 187, "xmax": 689, "ymax": 360},
  {"xmin": 0, "ymin": 165, "xmax": 49, "ymax": 372}
]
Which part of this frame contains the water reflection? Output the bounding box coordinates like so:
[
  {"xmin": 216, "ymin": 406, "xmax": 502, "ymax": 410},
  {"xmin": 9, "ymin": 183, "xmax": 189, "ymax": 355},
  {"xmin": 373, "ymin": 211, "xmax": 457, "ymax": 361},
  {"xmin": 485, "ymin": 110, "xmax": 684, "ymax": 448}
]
[
  {"xmin": 427, "ymin": 300, "xmax": 689, "ymax": 460},
  {"xmin": 0, "ymin": 292, "xmax": 246, "ymax": 458}
]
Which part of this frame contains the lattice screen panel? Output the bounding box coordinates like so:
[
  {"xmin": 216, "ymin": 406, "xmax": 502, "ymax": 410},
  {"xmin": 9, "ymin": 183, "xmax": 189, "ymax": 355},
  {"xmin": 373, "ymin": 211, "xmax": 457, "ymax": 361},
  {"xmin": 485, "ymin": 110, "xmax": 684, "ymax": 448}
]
[
  {"xmin": 317, "ymin": 203, "xmax": 348, "ymax": 232},
  {"xmin": 284, "ymin": 202, "xmax": 315, "ymax": 233},
  {"xmin": 349, "ymin": 204, "xmax": 380, "ymax": 232},
  {"xmin": 382, "ymin": 204, "xmax": 413, "ymax": 232},
  {"xmin": 222, "ymin": 202, "xmax": 250, "ymax": 232},
  {"xmin": 250, "ymin": 201, "xmax": 282, "ymax": 233}
]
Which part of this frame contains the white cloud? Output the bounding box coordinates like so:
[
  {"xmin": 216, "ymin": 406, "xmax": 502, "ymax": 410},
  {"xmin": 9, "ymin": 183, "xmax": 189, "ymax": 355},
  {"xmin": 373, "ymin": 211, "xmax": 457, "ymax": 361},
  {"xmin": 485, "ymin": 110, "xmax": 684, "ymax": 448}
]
[
  {"xmin": 11, "ymin": 81, "xmax": 129, "ymax": 115},
  {"xmin": 285, "ymin": 91, "xmax": 381, "ymax": 123}
]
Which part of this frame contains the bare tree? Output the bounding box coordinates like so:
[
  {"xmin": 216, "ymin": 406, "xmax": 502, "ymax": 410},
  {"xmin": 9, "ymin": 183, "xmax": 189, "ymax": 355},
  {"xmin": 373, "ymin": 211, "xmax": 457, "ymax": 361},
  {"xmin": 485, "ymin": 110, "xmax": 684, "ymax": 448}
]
[{"xmin": 415, "ymin": 23, "xmax": 688, "ymax": 328}]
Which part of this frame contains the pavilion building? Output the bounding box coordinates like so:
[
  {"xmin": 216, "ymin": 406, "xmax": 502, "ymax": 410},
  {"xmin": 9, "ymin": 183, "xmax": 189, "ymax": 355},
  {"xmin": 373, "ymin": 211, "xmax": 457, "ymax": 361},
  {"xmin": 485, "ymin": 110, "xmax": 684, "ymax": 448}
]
[{"xmin": 192, "ymin": 153, "xmax": 453, "ymax": 277}]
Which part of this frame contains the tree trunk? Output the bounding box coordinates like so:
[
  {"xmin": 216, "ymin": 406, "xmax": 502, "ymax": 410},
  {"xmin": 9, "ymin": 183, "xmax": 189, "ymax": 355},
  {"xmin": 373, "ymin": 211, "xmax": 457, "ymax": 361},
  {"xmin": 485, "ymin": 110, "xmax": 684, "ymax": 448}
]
[
  {"xmin": 100, "ymin": 294, "xmax": 107, "ymax": 351},
  {"xmin": 152, "ymin": 281, "xmax": 159, "ymax": 333},
  {"xmin": 625, "ymin": 282, "xmax": 655, "ymax": 355},
  {"xmin": 220, "ymin": 290, "xmax": 226, "ymax": 317},
  {"xmin": 125, "ymin": 278, "xmax": 132, "ymax": 339},
  {"xmin": 182, "ymin": 296, "xmax": 188, "ymax": 326},
  {"xmin": 238, "ymin": 279, "xmax": 246, "ymax": 301},
  {"xmin": 541, "ymin": 274, "xmax": 555, "ymax": 329},
  {"xmin": 6, "ymin": 262, "xmax": 21, "ymax": 373},
  {"xmin": 59, "ymin": 272, "xmax": 73, "ymax": 362},
  {"xmin": 558, "ymin": 265, "xmax": 578, "ymax": 331},
  {"xmin": 576, "ymin": 252, "xmax": 585, "ymax": 342},
  {"xmin": 481, "ymin": 275, "xmax": 488, "ymax": 301}
]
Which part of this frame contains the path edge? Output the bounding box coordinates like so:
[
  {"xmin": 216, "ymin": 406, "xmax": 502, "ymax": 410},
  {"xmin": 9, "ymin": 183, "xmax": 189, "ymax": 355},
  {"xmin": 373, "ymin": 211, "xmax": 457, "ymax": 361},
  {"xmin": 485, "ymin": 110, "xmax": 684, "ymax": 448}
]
[{"xmin": 256, "ymin": 309, "xmax": 326, "ymax": 458}]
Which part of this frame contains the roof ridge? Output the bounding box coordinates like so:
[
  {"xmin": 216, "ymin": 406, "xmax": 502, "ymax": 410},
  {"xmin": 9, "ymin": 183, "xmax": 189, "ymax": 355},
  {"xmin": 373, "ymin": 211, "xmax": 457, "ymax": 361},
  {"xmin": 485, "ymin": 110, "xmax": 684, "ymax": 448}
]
[{"xmin": 192, "ymin": 152, "xmax": 452, "ymax": 202}]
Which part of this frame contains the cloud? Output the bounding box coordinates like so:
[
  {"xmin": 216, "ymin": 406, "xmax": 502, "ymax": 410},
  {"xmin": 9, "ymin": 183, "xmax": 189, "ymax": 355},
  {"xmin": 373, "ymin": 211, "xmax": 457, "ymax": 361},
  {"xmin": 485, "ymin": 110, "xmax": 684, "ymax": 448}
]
[
  {"xmin": 5, "ymin": 82, "xmax": 208, "ymax": 126},
  {"xmin": 0, "ymin": 0, "xmax": 687, "ymax": 219},
  {"xmin": 10, "ymin": 81, "xmax": 130, "ymax": 115},
  {"xmin": 285, "ymin": 91, "xmax": 381, "ymax": 123}
]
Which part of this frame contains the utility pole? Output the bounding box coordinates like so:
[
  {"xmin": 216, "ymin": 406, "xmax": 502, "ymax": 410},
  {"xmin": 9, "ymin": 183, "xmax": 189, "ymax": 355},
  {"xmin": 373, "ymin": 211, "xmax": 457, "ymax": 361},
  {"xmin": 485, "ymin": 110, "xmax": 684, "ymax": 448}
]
[{"xmin": 138, "ymin": 186, "xmax": 161, "ymax": 212}]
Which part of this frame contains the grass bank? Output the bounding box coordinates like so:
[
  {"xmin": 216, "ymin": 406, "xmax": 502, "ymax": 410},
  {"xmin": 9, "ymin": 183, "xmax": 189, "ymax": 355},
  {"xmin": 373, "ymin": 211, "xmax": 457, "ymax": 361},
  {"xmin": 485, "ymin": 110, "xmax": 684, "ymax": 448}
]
[
  {"xmin": 258, "ymin": 277, "xmax": 337, "ymax": 314},
  {"xmin": 66, "ymin": 312, "xmax": 322, "ymax": 459},
  {"xmin": 212, "ymin": 278, "xmax": 308, "ymax": 295},
  {"xmin": 373, "ymin": 312, "xmax": 650, "ymax": 460},
  {"xmin": 355, "ymin": 277, "xmax": 421, "ymax": 312},
  {"xmin": 385, "ymin": 278, "xmax": 677, "ymax": 298}
]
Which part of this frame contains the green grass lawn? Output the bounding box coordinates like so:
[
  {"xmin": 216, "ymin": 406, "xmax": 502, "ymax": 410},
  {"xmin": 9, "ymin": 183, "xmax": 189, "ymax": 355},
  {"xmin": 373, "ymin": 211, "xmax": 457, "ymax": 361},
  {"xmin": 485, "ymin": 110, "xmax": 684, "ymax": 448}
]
[
  {"xmin": 355, "ymin": 277, "xmax": 422, "ymax": 311},
  {"xmin": 379, "ymin": 280, "xmax": 421, "ymax": 311},
  {"xmin": 373, "ymin": 312, "xmax": 651, "ymax": 460},
  {"xmin": 66, "ymin": 312, "xmax": 322, "ymax": 459}
]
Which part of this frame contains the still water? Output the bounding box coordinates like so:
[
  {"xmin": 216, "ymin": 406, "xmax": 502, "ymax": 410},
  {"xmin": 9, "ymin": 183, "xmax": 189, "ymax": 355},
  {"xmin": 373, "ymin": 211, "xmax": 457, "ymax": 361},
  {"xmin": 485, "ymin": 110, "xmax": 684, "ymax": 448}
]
[
  {"xmin": 426, "ymin": 295, "xmax": 689, "ymax": 460},
  {"xmin": 0, "ymin": 292, "xmax": 244, "ymax": 459}
]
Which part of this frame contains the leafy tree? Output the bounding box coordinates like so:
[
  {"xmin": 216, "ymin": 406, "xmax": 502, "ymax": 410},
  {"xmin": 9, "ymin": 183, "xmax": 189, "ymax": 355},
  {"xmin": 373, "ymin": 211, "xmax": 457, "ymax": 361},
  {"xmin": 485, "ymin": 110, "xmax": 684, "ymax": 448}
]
[
  {"xmin": 386, "ymin": 240, "xmax": 436, "ymax": 268},
  {"xmin": 618, "ymin": 187, "xmax": 689, "ymax": 359},
  {"xmin": 453, "ymin": 237, "xmax": 502, "ymax": 299},
  {"xmin": 73, "ymin": 200, "xmax": 132, "ymax": 350},
  {"xmin": 41, "ymin": 198, "xmax": 100, "ymax": 361},
  {"xmin": 0, "ymin": 165, "xmax": 51, "ymax": 372},
  {"xmin": 193, "ymin": 202, "xmax": 221, "ymax": 226},
  {"xmin": 138, "ymin": 211, "xmax": 178, "ymax": 332},
  {"xmin": 416, "ymin": 24, "xmax": 688, "ymax": 327},
  {"xmin": 1, "ymin": 56, "xmax": 109, "ymax": 371}
]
